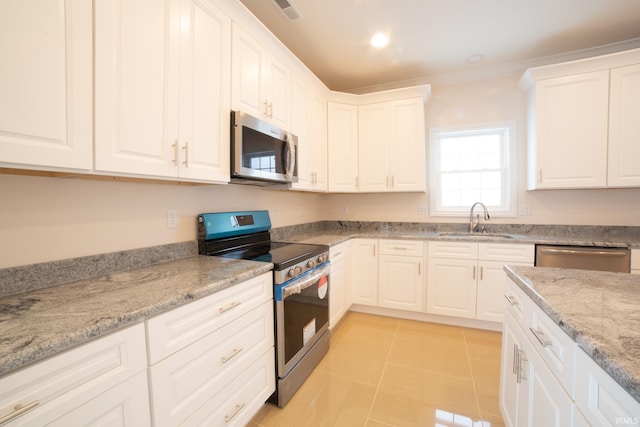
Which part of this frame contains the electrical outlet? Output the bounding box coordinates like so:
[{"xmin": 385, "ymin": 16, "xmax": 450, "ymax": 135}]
[
  {"xmin": 518, "ymin": 204, "xmax": 532, "ymax": 216},
  {"xmin": 167, "ymin": 210, "xmax": 178, "ymax": 228},
  {"xmin": 417, "ymin": 204, "xmax": 428, "ymax": 215}
]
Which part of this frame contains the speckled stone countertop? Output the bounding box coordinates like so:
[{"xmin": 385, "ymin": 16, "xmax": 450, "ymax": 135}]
[
  {"xmin": 504, "ymin": 265, "xmax": 640, "ymax": 403},
  {"xmin": 0, "ymin": 256, "xmax": 272, "ymax": 376},
  {"xmin": 271, "ymin": 221, "xmax": 640, "ymax": 248}
]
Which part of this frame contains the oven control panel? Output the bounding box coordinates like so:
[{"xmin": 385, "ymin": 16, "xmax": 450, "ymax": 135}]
[{"xmin": 274, "ymin": 250, "xmax": 330, "ymax": 285}]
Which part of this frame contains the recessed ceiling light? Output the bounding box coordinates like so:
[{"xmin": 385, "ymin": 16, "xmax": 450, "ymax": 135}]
[
  {"xmin": 371, "ymin": 32, "xmax": 389, "ymax": 48},
  {"xmin": 466, "ymin": 54, "xmax": 485, "ymax": 64}
]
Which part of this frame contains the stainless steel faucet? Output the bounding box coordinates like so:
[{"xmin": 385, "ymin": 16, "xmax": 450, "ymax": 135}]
[{"xmin": 469, "ymin": 202, "xmax": 490, "ymax": 233}]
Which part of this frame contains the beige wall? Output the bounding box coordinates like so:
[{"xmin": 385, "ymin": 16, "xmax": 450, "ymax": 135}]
[{"xmin": 2, "ymin": 74, "xmax": 639, "ymax": 268}]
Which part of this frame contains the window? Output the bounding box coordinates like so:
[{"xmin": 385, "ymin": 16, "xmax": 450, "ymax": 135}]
[{"xmin": 429, "ymin": 122, "xmax": 517, "ymax": 216}]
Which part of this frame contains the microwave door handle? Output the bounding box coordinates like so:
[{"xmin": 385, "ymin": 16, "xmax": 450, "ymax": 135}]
[{"xmin": 284, "ymin": 133, "xmax": 295, "ymax": 179}]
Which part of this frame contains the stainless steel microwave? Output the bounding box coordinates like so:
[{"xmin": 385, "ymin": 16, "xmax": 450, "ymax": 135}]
[{"xmin": 230, "ymin": 110, "xmax": 298, "ymax": 185}]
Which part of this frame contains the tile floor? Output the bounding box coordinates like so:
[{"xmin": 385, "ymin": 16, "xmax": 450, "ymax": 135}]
[{"xmin": 249, "ymin": 312, "xmax": 505, "ymax": 427}]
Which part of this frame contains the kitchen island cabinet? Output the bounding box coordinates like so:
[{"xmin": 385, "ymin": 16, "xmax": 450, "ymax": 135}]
[
  {"xmin": 94, "ymin": 0, "xmax": 231, "ymax": 183},
  {"xmin": 501, "ymin": 265, "xmax": 640, "ymax": 426},
  {"xmin": 0, "ymin": 0, "xmax": 92, "ymax": 172}
]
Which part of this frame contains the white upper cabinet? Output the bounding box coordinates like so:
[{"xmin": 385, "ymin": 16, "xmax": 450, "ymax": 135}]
[
  {"xmin": 358, "ymin": 97, "xmax": 426, "ymax": 192},
  {"xmin": 520, "ymin": 48, "xmax": 640, "ymax": 189},
  {"xmin": 608, "ymin": 63, "xmax": 640, "ymax": 187},
  {"xmin": 231, "ymin": 24, "xmax": 290, "ymax": 131},
  {"xmin": 95, "ymin": 0, "xmax": 231, "ymax": 182},
  {"xmin": 328, "ymin": 101, "xmax": 359, "ymax": 192},
  {"xmin": 0, "ymin": 0, "xmax": 92, "ymax": 171},
  {"xmin": 292, "ymin": 75, "xmax": 328, "ymax": 192}
]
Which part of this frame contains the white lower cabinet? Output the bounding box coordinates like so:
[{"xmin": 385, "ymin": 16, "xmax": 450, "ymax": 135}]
[
  {"xmin": 575, "ymin": 348, "xmax": 640, "ymax": 426},
  {"xmin": 501, "ymin": 310, "xmax": 574, "ymax": 427},
  {"xmin": 378, "ymin": 240, "xmax": 425, "ymax": 312},
  {"xmin": 350, "ymin": 239, "xmax": 379, "ymax": 306},
  {"xmin": 632, "ymin": 249, "xmax": 640, "ymax": 274},
  {"xmin": 427, "ymin": 241, "xmax": 534, "ymax": 322},
  {"xmin": 499, "ymin": 276, "xmax": 640, "ymax": 427},
  {"xmin": 146, "ymin": 272, "xmax": 275, "ymax": 427},
  {"xmin": 0, "ymin": 324, "xmax": 150, "ymax": 426},
  {"xmin": 329, "ymin": 241, "xmax": 351, "ymax": 328}
]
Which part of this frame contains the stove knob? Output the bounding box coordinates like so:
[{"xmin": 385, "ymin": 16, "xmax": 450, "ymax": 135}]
[
  {"xmin": 295, "ymin": 266, "xmax": 303, "ymax": 275},
  {"xmin": 288, "ymin": 268, "xmax": 296, "ymax": 278},
  {"xmin": 318, "ymin": 254, "xmax": 327, "ymax": 263},
  {"xmin": 307, "ymin": 260, "xmax": 315, "ymax": 269}
]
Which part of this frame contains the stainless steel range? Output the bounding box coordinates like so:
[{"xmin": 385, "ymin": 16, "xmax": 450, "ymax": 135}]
[{"xmin": 197, "ymin": 210, "xmax": 330, "ymax": 407}]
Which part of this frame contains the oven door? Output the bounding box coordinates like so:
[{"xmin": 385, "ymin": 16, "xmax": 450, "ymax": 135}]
[{"xmin": 274, "ymin": 263, "xmax": 330, "ymax": 377}]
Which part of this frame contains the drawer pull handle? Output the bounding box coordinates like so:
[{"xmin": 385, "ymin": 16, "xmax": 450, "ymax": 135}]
[
  {"xmin": 221, "ymin": 347, "xmax": 243, "ymax": 363},
  {"xmin": 504, "ymin": 294, "xmax": 518, "ymax": 305},
  {"xmin": 529, "ymin": 327, "xmax": 552, "ymax": 348},
  {"xmin": 219, "ymin": 301, "xmax": 241, "ymax": 313},
  {"xmin": 224, "ymin": 403, "xmax": 246, "ymax": 423},
  {"xmin": 392, "ymin": 246, "xmax": 407, "ymax": 250},
  {"xmin": 0, "ymin": 400, "xmax": 39, "ymax": 425}
]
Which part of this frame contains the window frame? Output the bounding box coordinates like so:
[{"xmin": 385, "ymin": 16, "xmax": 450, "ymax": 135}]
[{"xmin": 429, "ymin": 121, "xmax": 518, "ymax": 217}]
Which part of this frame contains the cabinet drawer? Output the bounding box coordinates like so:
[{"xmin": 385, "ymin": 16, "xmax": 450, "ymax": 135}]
[
  {"xmin": 0, "ymin": 324, "xmax": 147, "ymax": 426},
  {"xmin": 380, "ymin": 239, "xmax": 424, "ymax": 257},
  {"xmin": 182, "ymin": 348, "xmax": 275, "ymax": 427},
  {"xmin": 146, "ymin": 272, "xmax": 272, "ymax": 364},
  {"xmin": 428, "ymin": 241, "xmax": 477, "ymax": 259},
  {"xmin": 330, "ymin": 242, "xmax": 349, "ymax": 262},
  {"xmin": 528, "ymin": 302, "xmax": 577, "ymax": 398},
  {"xmin": 503, "ymin": 277, "xmax": 530, "ymax": 327},
  {"xmin": 148, "ymin": 301, "xmax": 274, "ymax": 427},
  {"xmin": 478, "ymin": 243, "xmax": 534, "ymax": 263},
  {"xmin": 575, "ymin": 348, "xmax": 640, "ymax": 427}
]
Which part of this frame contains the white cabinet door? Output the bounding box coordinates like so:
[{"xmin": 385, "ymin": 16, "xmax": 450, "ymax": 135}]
[
  {"xmin": 358, "ymin": 102, "xmax": 390, "ymax": 192},
  {"xmin": 328, "ymin": 102, "xmax": 359, "ymax": 192},
  {"xmin": 309, "ymin": 87, "xmax": 328, "ymax": 191},
  {"xmin": 95, "ymin": 0, "xmax": 230, "ymax": 182},
  {"xmin": 350, "ymin": 239, "xmax": 378, "ymax": 306},
  {"xmin": 379, "ymin": 255, "xmax": 424, "ymax": 312},
  {"xmin": 329, "ymin": 243, "xmax": 349, "ymax": 327},
  {"xmin": 176, "ymin": 0, "xmax": 230, "ymax": 182},
  {"xmin": 231, "ymin": 24, "xmax": 265, "ymax": 119},
  {"xmin": 529, "ymin": 71, "xmax": 609, "ymax": 189},
  {"xmin": 95, "ymin": 0, "xmax": 178, "ymax": 177},
  {"xmin": 476, "ymin": 261, "xmax": 530, "ymax": 323},
  {"xmin": 291, "ymin": 77, "xmax": 312, "ymax": 190},
  {"xmin": 0, "ymin": 0, "xmax": 92, "ymax": 171},
  {"xmin": 608, "ymin": 63, "xmax": 640, "ymax": 187},
  {"xmin": 389, "ymin": 97, "xmax": 426, "ymax": 192},
  {"xmin": 426, "ymin": 257, "xmax": 477, "ymax": 319},
  {"xmin": 499, "ymin": 313, "xmax": 524, "ymax": 427},
  {"xmin": 231, "ymin": 24, "xmax": 290, "ymax": 130}
]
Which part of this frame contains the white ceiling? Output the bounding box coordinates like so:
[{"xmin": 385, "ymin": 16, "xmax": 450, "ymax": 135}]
[{"xmin": 239, "ymin": 0, "xmax": 640, "ymax": 93}]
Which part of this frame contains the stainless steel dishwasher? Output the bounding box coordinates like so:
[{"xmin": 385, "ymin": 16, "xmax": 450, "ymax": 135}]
[{"xmin": 535, "ymin": 245, "xmax": 631, "ymax": 273}]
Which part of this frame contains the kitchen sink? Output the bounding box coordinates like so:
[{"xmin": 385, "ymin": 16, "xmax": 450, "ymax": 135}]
[{"xmin": 437, "ymin": 232, "xmax": 515, "ymax": 239}]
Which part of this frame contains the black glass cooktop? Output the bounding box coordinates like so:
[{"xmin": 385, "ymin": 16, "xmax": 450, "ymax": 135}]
[{"xmin": 219, "ymin": 241, "xmax": 328, "ymax": 270}]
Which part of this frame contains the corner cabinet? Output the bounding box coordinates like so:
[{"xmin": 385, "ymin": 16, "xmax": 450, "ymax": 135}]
[
  {"xmin": 94, "ymin": 0, "xmax": 231, "ymax": 182},
  {"xmin": 231, "ymin": 23, "xmax": 290, "ymax": 131},
  {"xmin": 0, "ymin": 0, "xmax": 92, "ymax": 172},
  {"xmin": 520, "ymin": 48, "xmax": 640, "ymax": 189},
  {"xmin": 328, "ymin": 102, "xmax": 359, "ymax": 192}
]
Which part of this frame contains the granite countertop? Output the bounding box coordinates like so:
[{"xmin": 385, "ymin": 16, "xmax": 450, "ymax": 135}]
[
  {"xmin": 504, "ymin": 265, "xmax": 640, "ymax": 403},
  {"xmin": 0, "ymin": 256, "xmax": 272, "ymax": 376}
]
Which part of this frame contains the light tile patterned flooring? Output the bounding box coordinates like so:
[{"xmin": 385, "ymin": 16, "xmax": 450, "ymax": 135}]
[{"xmin": 249, "ymin": 312, "xmax": 505, "ymax": 427}]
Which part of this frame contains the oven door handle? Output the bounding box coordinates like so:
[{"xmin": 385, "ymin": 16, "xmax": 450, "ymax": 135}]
[{"xmin": 282, "ymin": 263, "xmax": 329, "ymax": 299}]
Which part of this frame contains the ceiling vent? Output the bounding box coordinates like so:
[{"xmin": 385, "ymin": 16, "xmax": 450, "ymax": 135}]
[{"xmin": 273, "ymin": 0, "xmax": 302, "ymax": 20}]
